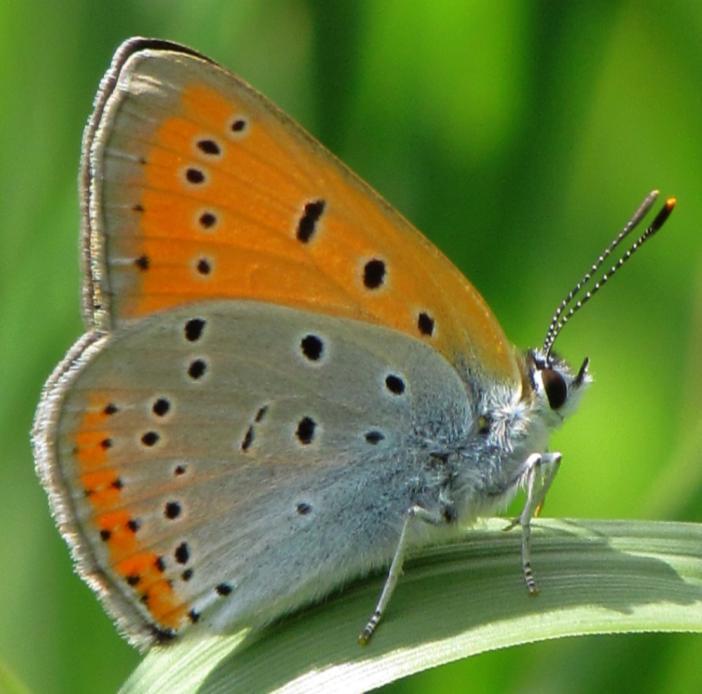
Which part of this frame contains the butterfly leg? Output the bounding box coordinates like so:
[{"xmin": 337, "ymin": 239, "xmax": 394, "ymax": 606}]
[
  {"xmin": 504, "ymin": 451, "xmax": 562, "ymax": 595},
  {"xmin": 358, "ymin": 504, "xmax": 447, "ymax": 645}
]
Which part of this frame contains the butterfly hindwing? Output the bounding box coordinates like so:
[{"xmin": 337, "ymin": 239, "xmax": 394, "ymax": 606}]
[{"xmin": 36, "ymin": 300, "xmax": 472, "ymax": 646}]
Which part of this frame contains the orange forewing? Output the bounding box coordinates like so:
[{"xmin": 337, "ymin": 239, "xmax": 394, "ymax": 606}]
[{"xmin": 85, "ymin": 42, "xmax": 518, "ymax": 384}]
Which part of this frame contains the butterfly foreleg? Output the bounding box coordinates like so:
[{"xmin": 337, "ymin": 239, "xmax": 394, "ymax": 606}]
[
  {"xmin": 358, "ymin": 502, "xmax": 452, "ymax": 645},
  {"xmin": 504, "ymin": 451, "xmax": 562, "ymax": 595}
]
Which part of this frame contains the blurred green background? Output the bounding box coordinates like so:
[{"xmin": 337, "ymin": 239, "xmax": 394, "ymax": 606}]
[{"xmin": 1, "ymin": 1, "xmax": 700, "ymax": 692}]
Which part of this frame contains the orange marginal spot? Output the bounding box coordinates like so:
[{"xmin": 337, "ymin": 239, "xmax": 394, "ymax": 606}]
[
  {"xmin": 80, "ymin": 469, "xmax": 122, "ymax": 507},
  {"xmin": 72, "ymin": 396, "xmax": 116, "ymax": 471},
  {"xmin": 108, "ymin": 80, "xmax": 517, "ymax": 383},
  {"xmin": 73, "ymin": 431, "xmax": 110, "ymax": 471},
  {"xmin": 116, "ymin": 553, "xmax": 187, "ymax": 628},
  {"xmin": 142, "ymin": 580, "xmax": 187, "ymax": 628},
  {"xmin": 96, "ymin": 509, "xmax": 140, "ymax": 560},
  {"xmin": 97, "ymin": 509, "xmax": 132, "ymax": 532},
  {"xmin": 116, "ymin": 552, "xmax": 159, "ymax": 578},
  {"xmin": 71, "ymin": 393, "xmax": 188, "ymax": 631},
  {"xmin": 116, "ymin": 553, "xmax": 187, "ymax": 630}
]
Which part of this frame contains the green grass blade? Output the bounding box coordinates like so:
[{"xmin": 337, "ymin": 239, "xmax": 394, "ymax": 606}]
[{"xmin": 121, "ymin": 518, "xmax": 702, "ymax": 693}]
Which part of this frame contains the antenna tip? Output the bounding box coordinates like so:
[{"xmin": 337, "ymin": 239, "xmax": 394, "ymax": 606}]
[{"xmin": 650, "ymin": 196, "xmax": 677, "ymax": 231}]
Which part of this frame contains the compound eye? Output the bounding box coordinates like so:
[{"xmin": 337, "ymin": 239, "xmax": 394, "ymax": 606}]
[{"xmin": 542, "ymin": 367, "xmax": 567, "ymax": 410}]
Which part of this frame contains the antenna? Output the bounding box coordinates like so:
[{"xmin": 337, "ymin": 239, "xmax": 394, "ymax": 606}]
[{"xmin": 543, "ymin": 190, "xmax": 676, "ymax": 357}]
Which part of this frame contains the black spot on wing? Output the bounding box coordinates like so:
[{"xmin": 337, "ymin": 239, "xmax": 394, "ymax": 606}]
[
  {"xmin": 187, "ymin": 359, "xmax": 207, "ymax": 380},
  {"xmin": 296, "ymin": 200, "xmax": 326, "ymax": 243},
  {"xmin": 241, "ymin": 425, "xmax": 254, "ymax": 452},
  {"xmin": 152, "ymin": 398, "xmax": 170, "ymax": 416},
  {"xmin": 296, "ymin": 417, "xmax": 316, "ymax": 445},
  {"xmin": 363, "ymin": 259, "xmax": 386, "ymax": 289},
  {"xmin": 365, "ymin": 430, "xmax": 385, "ymax": 445},
  {"xmin": 196, "ymin": 138, "xmax": 221, "ymax": 156},
  {"xmin": 164, "ymin": 501, "xmax": 182, "ymax": 520},
  {"xmin": 174, "ymin": 542, "xmax": 190, "ymax": 564},
  {"xmin": 417, "ymin": 312, "xmax": 435, "ymax": 336},
  {"xmin": 184, "ymin": 318, "xmax": 206, "ymax": 342},
  {"xmin": 185, "ymin": 167, "xmax": 206, "ymax": 184},
  {"xmin": 300, "ymin": 334, "xmax": 324, "ymax": 361},
  {"xmin": 385, "ymin": 374, "xmax": 405, "ymax": 395}
]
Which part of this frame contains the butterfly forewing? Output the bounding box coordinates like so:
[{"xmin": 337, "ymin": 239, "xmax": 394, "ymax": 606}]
[{"xmin": 84, "ymin": 39, "xmax": 519, "ymax": 385}]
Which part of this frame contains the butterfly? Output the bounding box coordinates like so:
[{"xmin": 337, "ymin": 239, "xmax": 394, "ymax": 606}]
[{"xmin": 33, "ymin": 37, "xmax": 675, "ymax": 650}]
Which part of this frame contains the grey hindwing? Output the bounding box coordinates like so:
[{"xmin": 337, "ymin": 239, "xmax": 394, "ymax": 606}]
[{"xmin": 54, "ymin": 300, "xmax": 473, "ymax": 630}]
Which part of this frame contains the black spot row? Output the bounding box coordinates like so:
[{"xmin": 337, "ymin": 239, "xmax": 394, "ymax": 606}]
[
  {"xmin": 297, "ymin": 199, "xmax": 326, "ymax": 243},
  {"xmin": 243, "ymin": 413, "xmax": 389, "ymax": 451},
  {"xmin": 130, "ymin": 220, "xmax": 435, "ymax": 346},
  {"xmin": 99, "ymin": 432, "xmax": 166, "ymax": 450}
]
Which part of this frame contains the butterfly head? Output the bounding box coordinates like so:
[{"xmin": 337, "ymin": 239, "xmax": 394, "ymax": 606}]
[
  {"xmin": 517, "ymin": 192, "xmax": 677, "ymax": 431},
  {"xmin": 526, "ymin": 191, "xmax": 676, "ymax": 424},
  {"xmin": 524, "ymin": 349, "xmax": 590, "ymax": 427}
]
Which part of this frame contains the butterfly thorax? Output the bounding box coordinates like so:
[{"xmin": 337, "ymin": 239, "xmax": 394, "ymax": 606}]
[{"xmin": 426, "ymin": 348, "xmax": 590, "ymax": 527}]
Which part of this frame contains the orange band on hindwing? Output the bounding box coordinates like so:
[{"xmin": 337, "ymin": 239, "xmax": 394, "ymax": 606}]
[{"xmin": 70, "ymin": 393, "xmax": 188, "ymax": 631}]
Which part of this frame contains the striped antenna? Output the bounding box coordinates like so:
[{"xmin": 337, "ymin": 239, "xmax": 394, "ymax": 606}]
[{"xmin": 543, "ymin": 191, "xmax": 676, "ymax": 357}]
